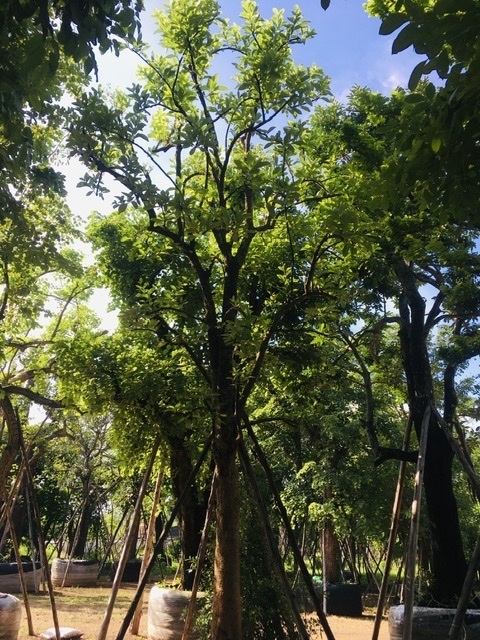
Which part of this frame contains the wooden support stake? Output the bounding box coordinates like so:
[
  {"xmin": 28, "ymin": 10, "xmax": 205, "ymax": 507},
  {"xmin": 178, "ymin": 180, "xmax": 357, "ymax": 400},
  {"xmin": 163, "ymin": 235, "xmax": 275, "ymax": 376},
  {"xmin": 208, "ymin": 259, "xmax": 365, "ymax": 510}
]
[
  {"xmin": 239, "ymin": 441, "xmax": 311, "ymax": 640},
  {"xmin": 130, "ymin": 466, "xmax": 164, "ymax": 635},
  {"xmin": 244, "ymin": 418, "xmax": 336, "ymax": 640},
  {"xmin": 181, "ymin": 473, "xmax": 216, "ymax": 640},
  {"xmin": 372, "ymin": 416, "xmax": 413, "ymax": 640},
  {"xmin": 449, "ymin": 533, "xmax": 480, "ymax": 640},
  {"xmin": 20, "ymin": 434, "xmax": 62, "ymax": 640},
  {"xmin": 6, "ymin": 507, "xmax": 35, "ymax": 635},
  {"xmin": 403, "ymin": 404, "xmax": 430, "ymax": 640},
  {"xmin": 97, "ymin": 436, "xmax": 160, "ymax": 640},
  {"xmin": 114, "ymin": 437, "xmax": 211, "ymax": 640}
]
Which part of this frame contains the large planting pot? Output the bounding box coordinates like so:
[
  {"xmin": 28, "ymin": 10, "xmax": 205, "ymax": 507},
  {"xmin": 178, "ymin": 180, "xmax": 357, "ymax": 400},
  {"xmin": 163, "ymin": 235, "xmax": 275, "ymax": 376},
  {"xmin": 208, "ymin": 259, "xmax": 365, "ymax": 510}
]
[
  {"xmin": 51, "ymin": 558, "xmax": 98, "ymax": 587},
  {"xmin": 324, "ymin": 583, "xmax": 363, "ymax": 617},
  {"xmin": 148, "ymin": 585, "xmax": 205, "ymax": 640},
  {"xmin": 389, "ymin": 605, "xmax": 480, "ymax": 639},
  {"xmin": 0, "ymin": 562, "xmax": 43, "ymax": 593},
  {"xmin": 110, "ymin": 558, "xmax": 142, "ymax": 583},
  {"xmin": 296, "ymin": 582, "xmax": 363, "ymax": 617},
  {"xmin": 0, "ymin": 593, "xmax": 22, "ymax": 640}
]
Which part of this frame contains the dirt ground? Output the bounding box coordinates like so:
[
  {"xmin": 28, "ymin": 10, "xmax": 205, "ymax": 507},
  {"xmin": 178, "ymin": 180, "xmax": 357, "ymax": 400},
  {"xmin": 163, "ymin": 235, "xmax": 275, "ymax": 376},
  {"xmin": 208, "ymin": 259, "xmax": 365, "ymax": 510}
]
[{"xmin": 14, "ymin": 583, "xmax": 390, "ymax": 640}]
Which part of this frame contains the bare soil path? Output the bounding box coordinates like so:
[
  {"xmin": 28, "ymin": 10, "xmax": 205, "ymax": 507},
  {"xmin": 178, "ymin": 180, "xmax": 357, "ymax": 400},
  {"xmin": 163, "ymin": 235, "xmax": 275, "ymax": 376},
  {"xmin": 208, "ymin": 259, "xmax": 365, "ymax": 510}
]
[{"xmin": 15, "ymin": 584, "xmax": 390, "ymax": 640}]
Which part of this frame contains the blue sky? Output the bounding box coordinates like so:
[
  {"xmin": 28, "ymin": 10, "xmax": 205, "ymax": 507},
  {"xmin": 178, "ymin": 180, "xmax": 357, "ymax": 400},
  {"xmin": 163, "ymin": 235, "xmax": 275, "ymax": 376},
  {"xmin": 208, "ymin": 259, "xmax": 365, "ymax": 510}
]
[
  {"xmin": 96, "ymin": 0, "xmax": 422, "ymax": 100},
  {"xmin": 76, "ymin": 0, "xmax": 424, "ymax": 325}
]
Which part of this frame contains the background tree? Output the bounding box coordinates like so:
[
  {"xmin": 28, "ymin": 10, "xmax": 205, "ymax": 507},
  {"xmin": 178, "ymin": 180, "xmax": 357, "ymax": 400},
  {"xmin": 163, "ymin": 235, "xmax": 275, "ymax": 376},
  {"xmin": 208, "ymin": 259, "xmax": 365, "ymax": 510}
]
[
  {"xmin": 365, "ymin": 0, "xmax": 480, "ymax": 223},
  {"xmin": 305, "ymin": 85, "xmax": 480, "ymax": 603}
]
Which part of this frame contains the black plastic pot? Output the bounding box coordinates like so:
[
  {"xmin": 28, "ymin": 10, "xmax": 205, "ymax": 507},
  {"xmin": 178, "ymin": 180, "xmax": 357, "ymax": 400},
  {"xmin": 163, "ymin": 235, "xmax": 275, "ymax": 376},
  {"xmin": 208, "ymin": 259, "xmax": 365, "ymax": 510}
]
[
  {"xmin": 295, "ymin": 582, "xmax": 363, "ymax": 617},
  {"xmin": 0, "ymin": 562, "xmax": 43, "ymax": 593},
  {"xmin": 51, "ymin": 558, "xmax": 98, "ymax": 587},
  {"xmin": 110, "ymin": 558, "xmax": 142, "ymax": 582},
  {"xmin": 324, "ymin": 583, "xmax": 363, "ymax": 617}
]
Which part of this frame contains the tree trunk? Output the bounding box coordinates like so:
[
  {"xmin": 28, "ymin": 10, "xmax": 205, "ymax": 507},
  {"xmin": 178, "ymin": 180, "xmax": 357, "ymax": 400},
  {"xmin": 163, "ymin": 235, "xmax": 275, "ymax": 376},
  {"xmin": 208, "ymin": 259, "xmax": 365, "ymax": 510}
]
[
  {"xmin": 395, "ymin": 258, "xmax": 467, "ymax": 604},
  {"xmin": 211, "ymin": 448, "xmax": 241, "ymax": 639},
  {"xmin": 0, "ymin": 395, "xmax": 21, "ymax": 499},
  {"xmin": 210, "ymin": 326, "xmax": 242, "ymax": 639},
  {"xmin": 69, "ymin": 472, "xmax": 93, "ymax": 558}
]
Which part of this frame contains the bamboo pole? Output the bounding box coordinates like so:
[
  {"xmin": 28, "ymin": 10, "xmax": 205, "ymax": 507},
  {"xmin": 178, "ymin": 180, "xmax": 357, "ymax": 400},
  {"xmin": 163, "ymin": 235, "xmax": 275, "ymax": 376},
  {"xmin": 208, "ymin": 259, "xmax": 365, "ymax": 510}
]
[
  {"xmin": 181, "ymin": 473, "xmax": 216, "ymax": 640},
  {"xmin": 402, "ymin": 404, "xmax": 431, "ymax": 640},
  {"xmin": 25, "ymin": 486, "xmax": 41, "ymax": 592},
  {"xmin": 61, "ymin": 490, "xmax": 90, "ymax": 587},
  {"xmin": 97, "ymin": 504, "xmax": 130, "ymax": 578},
  {"xmin": 97, "ymin": 436, "xmax": 160, "ymax": 640},
  {"xmin": 130, "ymin": 466, "xmax": 164, "ymax": 635},
  {"xmin": 372, "ymin": 416, "xmax": 413, "ymax": 640},
  {"xmin": 114, "ymin": 437, "xmax": 211, "ymax": 640},
  {"xmin": 449, "ymin": 533, "xmax": 480, "ymax": 640},
  {"xmin": 6, "ymin": 507, "xmax": 35, "ymax": 635},
  {"xmin": 244, "ymin": 418, "xmax": 336, "ymax": 640},
  {"xmin": 20, "ymin": 436, "xmax": 62, "ymax": 640},
  {"xmin": 238, "ymin": 441, "xmax": 311, "ymax": 640}
]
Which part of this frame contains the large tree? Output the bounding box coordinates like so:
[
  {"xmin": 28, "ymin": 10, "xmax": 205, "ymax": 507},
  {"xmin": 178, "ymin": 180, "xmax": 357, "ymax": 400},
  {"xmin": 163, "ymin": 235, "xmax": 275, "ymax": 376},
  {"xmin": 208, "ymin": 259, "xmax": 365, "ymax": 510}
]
[
  {"xmin": 0, "ymin": 0, "xmax": 144, "ymax": 501},
  {"xmin": 306, "ymin": 86, "xmax": 480, "ymax": 603},
  {"xmin": 66, "ymin": 0, "xmax": 343, "ymax": 635}
]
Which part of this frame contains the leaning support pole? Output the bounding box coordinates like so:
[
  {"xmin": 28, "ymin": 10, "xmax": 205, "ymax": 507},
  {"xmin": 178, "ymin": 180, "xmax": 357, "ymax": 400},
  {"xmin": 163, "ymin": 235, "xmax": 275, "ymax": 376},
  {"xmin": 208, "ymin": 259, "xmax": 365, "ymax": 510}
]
[
  {"xmin": 238, "ymin": 441, "xmax": 311, "ymax": 640},
  {"xmin": 6, "ymin": 502, "xmax": 35, "ymax": 635},
  {"xmin": 181, "ymin": 473, "xmax": 216, "ymax": 640},
  {"xmin": 114, "ymin": 437, "xmax": 212, "ymax": 640},
  {"xmin": 244, "ymin": 418, "xmax": 336, "ymax": 640},
  {"xmin": 20, "ymin": 432, "xmax": 62, "ymax": 640},
  {"xmin": 402, "ymin": 404, "xmax": 430, "ymax": 640},
  {"xmin": 97, "ymin": 436, "xmax": 160, "ymax": 640},
  {"xmin": 130, "ymin": 466, "xmax": 165, "ymax": 635},
  {"xmin": 372, "ymin": 416, "xmax": 413, "ymax": 640},
  {"xmin": 449, "ymin": 534, "xmax": 480, "ymax": 640}
]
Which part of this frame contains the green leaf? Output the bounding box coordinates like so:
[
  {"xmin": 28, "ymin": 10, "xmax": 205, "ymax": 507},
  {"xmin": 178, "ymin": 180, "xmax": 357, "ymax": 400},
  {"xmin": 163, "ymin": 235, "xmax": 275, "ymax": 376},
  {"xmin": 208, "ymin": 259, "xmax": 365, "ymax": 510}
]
[
  {"xmin": 431, "ymin": 137, "xmax": 442, "ymax": 153},
  {"xmin": 391, "ymin": 23, "xmax": 416, "ymax": 55},
  {"xmin": 378, "ymin": 13, "xmax": 409, "ymax": 36},
  {"xmin": 408, "ymin": 60, "xmax": 426, "ymax": 91}
]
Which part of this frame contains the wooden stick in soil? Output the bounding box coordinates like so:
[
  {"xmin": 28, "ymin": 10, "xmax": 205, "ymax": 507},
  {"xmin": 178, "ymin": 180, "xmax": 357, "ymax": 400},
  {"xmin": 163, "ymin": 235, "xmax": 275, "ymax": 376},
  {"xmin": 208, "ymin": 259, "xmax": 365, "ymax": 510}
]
[
  {"xmin": 449, "ymin": 533, "xmax": 480, "ymax": 640},
  {"xmin": 372, "ymin": 416, "xmax": 413, "ymax": 640},
  {"xmin": 244, "ymin": 418, "xmax": 336, "ymax": 640},
  {"xmin": 98, "ymin": 504, "xmax": 130, "ymax": 578},
  {"xmin": 97, "ymin": 436, "xmax": 160, "ymax": 640},
  {"xmin": 238, "ymin": 441, "xmax": 311, "ymax": 640},
  {"xmin": 402, "ymin": 404, "xmax": 430, "ymax": 640},
  {"xmin": 25, "ymin": 486, "xmax": 41, "ymax": 592},
  {"xmin": 20, "ymin": 434, "xmax": 62, "ymax": 640},
  {"xmin": 130, "ymin": 466, "xmax": 165, "ymax": 635},
  {"xmin": 181, "ymin": 473, "xmax": 216, "ymax": 640},
  {"xmin": 114, "ymin": 436, "xmax": 212, "ymax": 640},
  {"xmin": 61, "ymin": 490, "xmax": 90, "ymax": 587},
  {"xmin": 6, "ymin": 501, "xmax": 35, "ymax": 635}
]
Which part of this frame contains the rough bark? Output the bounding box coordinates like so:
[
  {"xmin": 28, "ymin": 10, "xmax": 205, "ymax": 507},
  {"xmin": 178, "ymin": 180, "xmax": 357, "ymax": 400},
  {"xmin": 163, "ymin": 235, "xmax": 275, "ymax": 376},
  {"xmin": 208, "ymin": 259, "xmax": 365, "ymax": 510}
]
[
  {"xmin": 211, "ymin": 449, "xmax": 241, "ymax": 640},
  {"xmin": 0, "ymin": 395, "xmax": 21, "ymax": 498}
]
